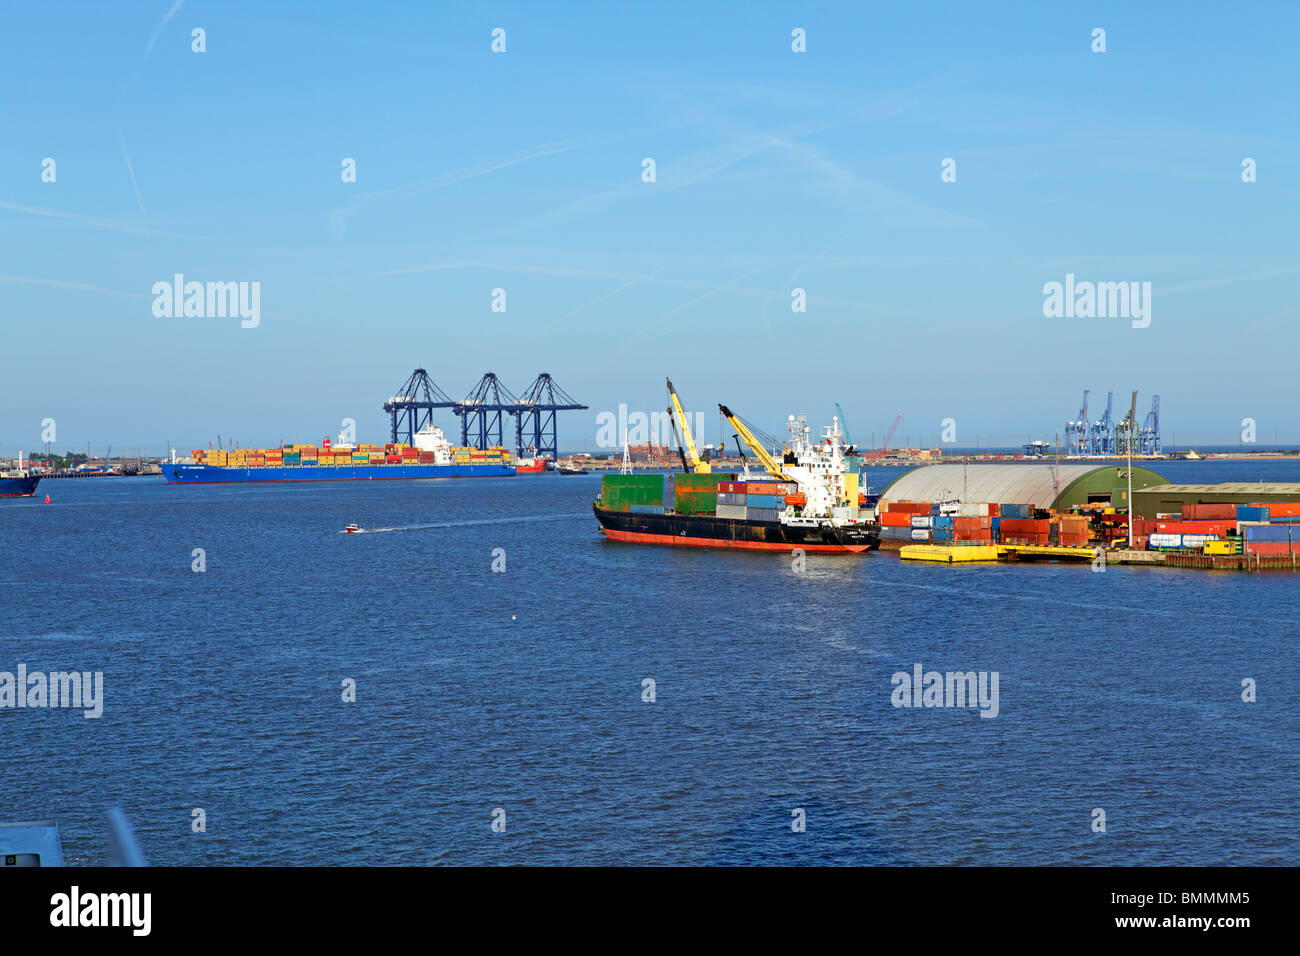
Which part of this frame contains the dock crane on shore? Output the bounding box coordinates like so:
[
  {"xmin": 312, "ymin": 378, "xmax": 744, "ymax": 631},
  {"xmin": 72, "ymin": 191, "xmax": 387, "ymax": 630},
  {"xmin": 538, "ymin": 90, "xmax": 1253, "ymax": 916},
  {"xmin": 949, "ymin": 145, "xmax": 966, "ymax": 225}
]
[
  {"xmin": 384, "ymin": 368, "xmax": 457, "ymax": 444},
  {"xmin": 834, "ymin": 403, "xmax": 854, "ymax": 448},
  {"xmin": 1140, "ymin": 395, "xmax": 1161, "ymax": 456},
  {"xmin": 513, "ymin": 373, "xmax": 588, "ymax": 463},
  {"xmin": 1066, "ymin": 390, "xmax": 1089, "ymax": 456},
  {"xmin": 881, "ymin": 412, "xmax": 903, "ymax": 453},
  {"xmin": 719, "ymin": 405, "xmax": 792, "ymax": 481},
  {"xmin": 667, "ymin": 378, "xmax": 710, "ymax": 473},
  {"xmin": 1092, "ymin": 391, "xmax": 1115, "ymax": 456},
  {"xmin": 1116, "ymin": 391, "xmax": 1140, "ymax": 456}
]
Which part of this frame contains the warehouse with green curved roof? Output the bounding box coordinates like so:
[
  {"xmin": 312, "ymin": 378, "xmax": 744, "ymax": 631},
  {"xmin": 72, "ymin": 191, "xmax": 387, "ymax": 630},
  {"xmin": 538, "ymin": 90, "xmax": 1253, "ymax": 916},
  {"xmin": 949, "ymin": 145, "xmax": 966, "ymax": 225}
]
[{"xmin": 879, "ymin": 463, "xmax": 1168, "ymax": 511}]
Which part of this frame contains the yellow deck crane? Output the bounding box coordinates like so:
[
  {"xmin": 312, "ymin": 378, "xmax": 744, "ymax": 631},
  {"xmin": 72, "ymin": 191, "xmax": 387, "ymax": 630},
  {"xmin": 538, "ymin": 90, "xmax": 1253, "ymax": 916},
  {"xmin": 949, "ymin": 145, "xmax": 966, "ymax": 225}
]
[
  {"xmin": 666, "ymin": 378, "xmax": 710, "ymax": 474},
  {"xmin": 718, "ymin": 404, "xmax": 792, "ymax": 481}
]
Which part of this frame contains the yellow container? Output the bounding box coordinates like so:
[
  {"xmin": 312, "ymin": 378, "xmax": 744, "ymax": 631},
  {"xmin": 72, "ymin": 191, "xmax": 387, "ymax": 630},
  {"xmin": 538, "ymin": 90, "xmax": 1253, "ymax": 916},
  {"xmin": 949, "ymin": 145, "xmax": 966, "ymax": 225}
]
[
  {"xmin": 1205, "ymin": 541, "xmax": 1236, "ymax": 555},
  {"xmin": 842, "ymin": 472, "xmax": 859, "ymax": 504}
]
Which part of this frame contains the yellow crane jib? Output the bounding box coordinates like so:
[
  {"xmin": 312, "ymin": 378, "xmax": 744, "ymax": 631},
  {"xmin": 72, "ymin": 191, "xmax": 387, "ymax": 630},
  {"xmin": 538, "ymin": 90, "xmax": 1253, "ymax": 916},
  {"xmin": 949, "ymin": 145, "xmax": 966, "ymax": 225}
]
[
  {"xmin": 718, "ymin": 404, "xmax": 790, "ymax": 481},
  {"xmin": 666, "ymin": 378, "xmax": 710, "ymax": 474}
]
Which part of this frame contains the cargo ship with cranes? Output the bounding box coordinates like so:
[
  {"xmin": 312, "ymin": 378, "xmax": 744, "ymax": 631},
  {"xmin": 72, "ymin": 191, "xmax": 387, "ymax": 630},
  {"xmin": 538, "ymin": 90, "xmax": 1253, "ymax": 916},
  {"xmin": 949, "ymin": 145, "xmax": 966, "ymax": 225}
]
[{"xmin": 592, "ymin": 380, "xmax": 879, "ymax": 553}]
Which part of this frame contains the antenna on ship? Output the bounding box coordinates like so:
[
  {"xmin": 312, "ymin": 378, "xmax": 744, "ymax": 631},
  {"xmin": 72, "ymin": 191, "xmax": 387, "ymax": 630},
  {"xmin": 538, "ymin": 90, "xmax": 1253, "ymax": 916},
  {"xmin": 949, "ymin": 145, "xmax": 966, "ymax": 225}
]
[{"xmin": 620, "ymin": 418, "xmax": 631, "ymax": 475}]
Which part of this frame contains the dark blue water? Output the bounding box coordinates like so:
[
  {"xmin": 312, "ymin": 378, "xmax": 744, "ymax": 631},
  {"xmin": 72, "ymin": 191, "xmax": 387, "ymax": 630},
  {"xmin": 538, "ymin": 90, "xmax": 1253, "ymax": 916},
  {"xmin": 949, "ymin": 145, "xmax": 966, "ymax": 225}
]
[{"xmin": 2, "ymin": 460, "xmax": 1297, "ymax": 865}]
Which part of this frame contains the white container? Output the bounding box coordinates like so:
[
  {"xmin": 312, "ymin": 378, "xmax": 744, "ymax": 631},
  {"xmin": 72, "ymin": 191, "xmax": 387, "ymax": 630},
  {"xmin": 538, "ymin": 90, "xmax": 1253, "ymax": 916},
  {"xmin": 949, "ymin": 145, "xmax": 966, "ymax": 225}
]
[
  {"xmin": 910, "ymin": 528, "xmax": 930, "ymax": 541},
  {"xmin": 911, "ymin": 515, "xmax": 932, "ymax": 528}
]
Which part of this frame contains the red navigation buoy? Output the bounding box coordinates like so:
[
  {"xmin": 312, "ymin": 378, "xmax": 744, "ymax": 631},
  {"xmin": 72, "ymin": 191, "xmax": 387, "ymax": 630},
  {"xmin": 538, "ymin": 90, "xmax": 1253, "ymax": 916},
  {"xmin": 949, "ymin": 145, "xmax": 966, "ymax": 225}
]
[{"xmin": 44, "ymin": 494, "xmax": 51, "ymax": 503}]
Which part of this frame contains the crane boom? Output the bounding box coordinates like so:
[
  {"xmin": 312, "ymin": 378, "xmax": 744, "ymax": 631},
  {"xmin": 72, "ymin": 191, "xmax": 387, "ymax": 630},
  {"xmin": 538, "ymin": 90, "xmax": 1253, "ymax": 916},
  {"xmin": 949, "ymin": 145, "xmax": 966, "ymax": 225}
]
[
  {"xmin": 666, "ymin": 406, "xmax": 690, "ymax": 473},
  {"xmin": 882, "ymin": 413, "xmax": 903, "ymax": 452},
  {"xmin": 835, "ymin": 403, "xmax": 853, "ymax": 445},
  {"xmin": 666, "ymin": 378, "xmax": 710, "ymax": 474},
  {"xmin": 718, "ymin": 404, "xmax": 790, "ymax": 480}
]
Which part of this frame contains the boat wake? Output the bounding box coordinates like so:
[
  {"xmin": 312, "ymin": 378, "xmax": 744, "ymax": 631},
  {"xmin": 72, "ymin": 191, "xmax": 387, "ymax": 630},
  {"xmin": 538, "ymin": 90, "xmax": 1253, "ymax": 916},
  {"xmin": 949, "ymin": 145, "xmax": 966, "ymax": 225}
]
[{"xmin": 342, "ymin": 512, "xmax": 591, "ymax": 534}]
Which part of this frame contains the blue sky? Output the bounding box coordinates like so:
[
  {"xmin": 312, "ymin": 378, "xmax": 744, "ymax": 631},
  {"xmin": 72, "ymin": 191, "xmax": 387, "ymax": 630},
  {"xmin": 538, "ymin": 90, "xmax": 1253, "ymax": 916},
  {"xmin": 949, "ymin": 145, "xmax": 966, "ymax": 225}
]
[{"xmin": 2, "ymin": 1, "xmax": 1297, "ymax": 455}]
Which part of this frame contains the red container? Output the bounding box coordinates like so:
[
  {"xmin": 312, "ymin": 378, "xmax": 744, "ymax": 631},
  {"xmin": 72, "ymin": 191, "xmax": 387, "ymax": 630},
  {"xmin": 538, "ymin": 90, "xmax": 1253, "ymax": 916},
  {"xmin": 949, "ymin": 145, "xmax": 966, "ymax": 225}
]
[
  {"xmin": 385, "ymin": 455, "xmax": 400, "ymax": 464},
  {"xmin": 1000, "ymin": 518, "xmax": 1049, "ymax": 534},
  {"xmin": 1003, "ymin": 534, "xmax": 1049, "ymax": 546},
  {"xmin": 881, "ymin": 511, "xmax": 913, "ymax": 527},
  {"xmin": 1254, "ymin": 502, "xmax": 1300, "ymax": 518},
  {"xmin": 988, "ymin": 503, "xmax": 1000, "ymax": 516},
  {"xmin": 954, "ymin": 516, "xmax": 990, "ymax": 531},
  {"xmin": 418, "ymin": 453, "xmax": 436, "ymax": 463},
  {"xmin": 884, "ymin": 501, "xmax": 932, "ymax": 515},
  {"xmin": 1059, "ymin": 533, "xmax": 1089, "ymax": 547},
  {"xmin": 1182, "ymin": 503, "xmax": 1236, "ymax": 520},
  {"xmin": 1245, "ymin": 541, "xmax": 1295, "ymax": 556},
  {"xmin": 717, "ymin": 481, "xmax": 746, "ymax": 493},
  {"xmin": 1155, "ymin": 520, "xmax": 1236, "ymax": 535}
]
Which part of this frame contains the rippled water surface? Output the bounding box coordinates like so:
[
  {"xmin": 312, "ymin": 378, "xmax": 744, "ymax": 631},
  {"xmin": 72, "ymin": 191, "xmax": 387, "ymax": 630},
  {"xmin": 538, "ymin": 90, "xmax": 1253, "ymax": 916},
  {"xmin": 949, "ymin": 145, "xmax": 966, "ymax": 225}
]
[{"xmin": 2, "ymin": 460, "xmax": 1297, "ymax": 865}]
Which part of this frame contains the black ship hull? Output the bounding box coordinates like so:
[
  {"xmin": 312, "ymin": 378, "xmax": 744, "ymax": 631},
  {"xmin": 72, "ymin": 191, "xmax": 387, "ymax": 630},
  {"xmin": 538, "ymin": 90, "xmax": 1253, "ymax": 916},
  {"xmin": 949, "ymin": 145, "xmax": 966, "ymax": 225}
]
[{"xmin": 593, "ymin": 503, "xmax": 878, "ymax": 553}]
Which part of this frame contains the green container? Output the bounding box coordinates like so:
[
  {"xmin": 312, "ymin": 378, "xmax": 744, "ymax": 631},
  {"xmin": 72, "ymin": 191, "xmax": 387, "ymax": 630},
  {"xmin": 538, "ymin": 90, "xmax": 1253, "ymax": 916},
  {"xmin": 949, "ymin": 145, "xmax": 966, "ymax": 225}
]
[
  {"xmin": 601, "ymin": 473, "xmax": 665, "ymax": 510},
  {"xmin": 673, "ymin": 489, "xmax": 717, "ymax": 515},
  {"xmin": 672, "ymin": 472, "xmax": 736, "ymax": 490}
]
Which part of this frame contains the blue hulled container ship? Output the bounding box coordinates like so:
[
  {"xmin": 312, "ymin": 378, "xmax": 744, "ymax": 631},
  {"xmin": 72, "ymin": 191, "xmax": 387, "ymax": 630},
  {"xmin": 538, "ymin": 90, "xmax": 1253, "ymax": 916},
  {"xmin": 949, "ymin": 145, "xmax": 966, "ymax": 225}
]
[
  {"xmin": 162, "ymin": 461, "xmax": 515, "ymax": 483},
  {"xmin": 163, "ymin": 425, "xmax": 518, "ymax": 484}
]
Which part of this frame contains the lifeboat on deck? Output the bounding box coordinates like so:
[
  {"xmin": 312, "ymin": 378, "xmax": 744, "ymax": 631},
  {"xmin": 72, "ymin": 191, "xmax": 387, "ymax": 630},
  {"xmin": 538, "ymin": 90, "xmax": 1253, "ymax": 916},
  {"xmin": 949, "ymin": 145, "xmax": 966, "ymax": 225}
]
[{"xmin": 785, "ymin": 492, "xmax": 807, "ymax": 508}]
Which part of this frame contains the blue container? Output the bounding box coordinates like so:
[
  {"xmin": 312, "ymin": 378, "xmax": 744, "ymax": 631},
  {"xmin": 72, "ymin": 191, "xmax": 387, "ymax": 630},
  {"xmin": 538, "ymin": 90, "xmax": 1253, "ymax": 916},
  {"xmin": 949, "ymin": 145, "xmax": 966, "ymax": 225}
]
[
  {"xmin": 1244, "ymin": 525, "xmax": 1295, "ymax": 543},
  {"xmin": 1001, "ymin": 503, "xmax": 1033, "ymax": 519},
  {"xmin": 1236, "ymin": 505, "xmax": 1269, "ymax": 521},
  {"xmin": 930, "ymin": 502, "xmax": 940, "ymax": 516},
  {"xmin": 747, "ymin": 507, "xmax": 782, "ymax": 522},
  {"xmin": 746, "ymin": 494, "xmax": 783, "ymax": 509},
  {"xmin": 932, "ymin": 515, "xmax": 954, "ymax": 529}
]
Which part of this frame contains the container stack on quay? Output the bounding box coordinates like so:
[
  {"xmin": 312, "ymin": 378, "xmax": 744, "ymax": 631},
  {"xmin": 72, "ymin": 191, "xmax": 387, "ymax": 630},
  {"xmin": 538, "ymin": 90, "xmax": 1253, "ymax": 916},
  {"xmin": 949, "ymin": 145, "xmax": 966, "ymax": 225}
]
[{"xmin": 878, "ymin": 493, "xmax": 1300, "ymax": 569}]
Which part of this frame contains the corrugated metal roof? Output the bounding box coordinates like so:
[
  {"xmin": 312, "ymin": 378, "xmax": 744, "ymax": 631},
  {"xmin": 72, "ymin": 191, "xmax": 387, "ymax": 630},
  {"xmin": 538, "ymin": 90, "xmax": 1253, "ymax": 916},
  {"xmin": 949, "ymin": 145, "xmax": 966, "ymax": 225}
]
[
  {"xmin": 881, "ymin": 463, "xmax": 1105, "ymax": 508},
  {"xmin": 1139, "ymin": 483, "xmax": 1300, "ymax": 495}
]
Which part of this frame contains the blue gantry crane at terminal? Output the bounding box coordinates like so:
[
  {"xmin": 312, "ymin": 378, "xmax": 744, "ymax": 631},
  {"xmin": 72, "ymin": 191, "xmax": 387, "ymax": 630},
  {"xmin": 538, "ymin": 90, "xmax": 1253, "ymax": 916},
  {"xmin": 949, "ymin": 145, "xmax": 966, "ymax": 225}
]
[
  {"xmin": 383, "ymin": 369, "xmax": 458, "ymax": 444},
  {"xmin": 1140, "ymin": 395, "xmax": 1161, "ymax": 456},
  {"xmin": 514, "ymin": 373, "xmax": 588, "ymax": 462},
  {"xmin": 1092, "ymin": 391, "xmax": 1115, "ymax": 456},
  {"xmin": 1065, "ymin": 390, "xmax": 1090, "ymax": 455},
  {"xmin": 458, "ymin": 372, "xmax": 519, "ymax": 451},
  {"xmin": 383, "ymin": 369, "xmax": 588, "ymax": 461},
  {"xmin": 1063, "ymin": 388, "xmax": 1160, "ymax": 457}
]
